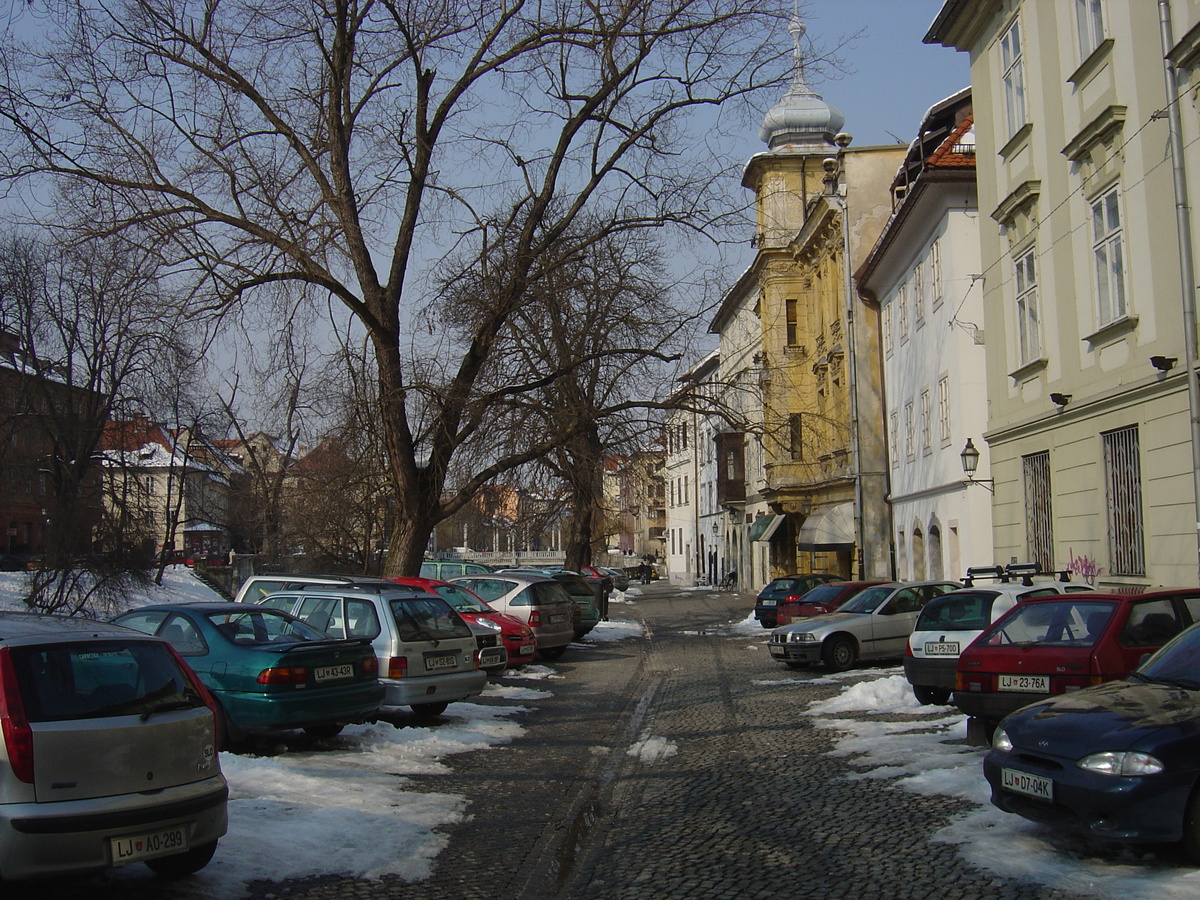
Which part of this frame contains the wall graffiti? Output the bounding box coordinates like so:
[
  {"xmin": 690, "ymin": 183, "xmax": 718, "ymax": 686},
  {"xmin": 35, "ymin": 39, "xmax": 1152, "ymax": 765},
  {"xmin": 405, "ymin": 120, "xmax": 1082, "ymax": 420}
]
[{"xmin": 1067, "ymin": 548, "xmax": 1104, "ymax": 585}]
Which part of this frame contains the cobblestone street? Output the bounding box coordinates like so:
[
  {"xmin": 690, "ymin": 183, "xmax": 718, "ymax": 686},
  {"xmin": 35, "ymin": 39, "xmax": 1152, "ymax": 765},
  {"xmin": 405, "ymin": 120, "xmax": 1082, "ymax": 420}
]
[{"xmin": 20, "ymin": 582, "xmax": 1103, "ymax": 900}]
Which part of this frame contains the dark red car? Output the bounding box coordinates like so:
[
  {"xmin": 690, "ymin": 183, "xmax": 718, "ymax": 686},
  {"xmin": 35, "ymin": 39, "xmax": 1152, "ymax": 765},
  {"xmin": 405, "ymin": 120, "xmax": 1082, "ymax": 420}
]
[
  {"xmin": 389, "ymin": 576, "xmax": 538, "ymax": 669},
  {"xmin": 953, "ymin": 587, "xmax": 1200, "ymax": 744},
  {"xmin": 775, "ymin": 581, "xmax": 888, "ymax": 626}
]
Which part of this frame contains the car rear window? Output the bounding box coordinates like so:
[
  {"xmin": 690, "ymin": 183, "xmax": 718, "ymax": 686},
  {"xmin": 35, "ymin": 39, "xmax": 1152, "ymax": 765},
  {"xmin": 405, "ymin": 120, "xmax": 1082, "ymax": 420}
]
[
  {"xmin": 915, "ymin": 591, "xmax": 1000, "ymax": 631},
  {"xmin": 794, "ymin": 583, "xmax": 845, "ymax": 606},
  {"xmin": 978, "ymin": 599, "xmax": 1117, "ymax": 648},
  {"xmin": 389, "ymin": 597, "xmax": 472, "ymax": 642},
  {"xmin": 529, "ymin": 582, "xmax": 572, "ymax": 607},
  {"xmin": 8, "ymin": 640, "xmax": 199, "ymax": 723},
  {"xmin": 207, "ymin": 609, "xmax": 331, "ymax": 645}
]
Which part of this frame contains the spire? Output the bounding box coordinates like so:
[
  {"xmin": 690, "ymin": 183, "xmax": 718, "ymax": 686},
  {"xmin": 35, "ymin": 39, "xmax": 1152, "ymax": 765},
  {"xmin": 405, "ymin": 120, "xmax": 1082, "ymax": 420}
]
[{"xmin": 758, "ymin": 13, "xmax": 845, "ymax": 151}]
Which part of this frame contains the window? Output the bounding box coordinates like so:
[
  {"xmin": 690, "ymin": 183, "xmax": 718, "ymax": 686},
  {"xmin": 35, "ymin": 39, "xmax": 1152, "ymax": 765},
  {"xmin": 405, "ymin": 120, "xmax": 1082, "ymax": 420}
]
[
  {"xmin": 1092, "ymin": 187, "xmax": 1127, "ymax": 326},
  {"xmin": 1000, "ymin": 18, "xmax": 1027, "ymax": 138},
  {"xmin": 882, "ymin": 302, "xmax": 893, "ymax": 357},
  {"xmin": 1023, "ymin": 450, "xmax": 1053, "ymax": 571},
  {"xmin": 786, "ymin": 298, "xmax": 798, "ymax": 346},
  {"xmin": 904, "ymin": 402, "xmax": 915, "ymax": 461},
  {"xmin": 937, "ymin": 377, "xmax": 951, "ymax": 443},
  {"xmin": 913, "ymin": 262, "xmax": 926, "ymax": 328},
  {"xmin": 898, "ymin": 283, "xmax": 909, "ymax": 340},
  {"xmin": 930, "ymin": 239, "xmax": 943, "ymax": 308},
  {"xmin": 683, "ymin": 475, "xmax": 689, "ymax": 505},
  {"xmin": 889, "ymin": 412, "xmax": 899, "ymax": 469},
  {"xmin": 1076, "ymin": 0, "xmax": 1106, "ymax": 59},
  {"xmin": 920, "ymin": 389, "xmax": 931, "ymax": 453},
  {"xmin": 1015, "ymin": 249, "xmax": 1041, "ymax": 365},
  {"xmin": 1103, "ymin": 426, "xmax": 1144, "ymax": 575},
  {"xmin": 789, "ymin": 413, "xmax": 803, "ymax": 461}
]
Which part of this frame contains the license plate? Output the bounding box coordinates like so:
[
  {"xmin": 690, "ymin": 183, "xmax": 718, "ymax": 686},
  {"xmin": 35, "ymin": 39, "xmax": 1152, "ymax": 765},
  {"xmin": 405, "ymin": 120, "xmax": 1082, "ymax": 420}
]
[
  {"xmin": 999, "ymin": 674, "xmax": 1049, "ymax": 692},
  {"xmin": 111, "ymin": 824, "xmax": 188, "ymax": 865},
  {"xmin": 769, "ymin": 646, "xmax": 786, "ymax": 657},
  {"xmin": 479, "ymin": 647, "xmax": 506, "ymax": 668},
  {"xmin": 314, "ymin": 663, "xmax": 354, "ymax": 682},
  {"xmin": 424, "ymin": 652, "xmax": 458, "ymax": 671},
  {"xmin": 548, "ymin": 613, "xmax": 567, "ymax": 624},
  {"xmin": 1001, "ymin": 768, "xmax": 1053, "ymax": 802},
  {"xmin": 761, "ymin": 600, "xmax": 777, "ymax": 607},
  {"xmin": 924, "ymin": 641, "xmax": 960, "ymax": 656},
  {"xmin": 519, "ymin": 642, "xmax": 536, "ymax": 656}
]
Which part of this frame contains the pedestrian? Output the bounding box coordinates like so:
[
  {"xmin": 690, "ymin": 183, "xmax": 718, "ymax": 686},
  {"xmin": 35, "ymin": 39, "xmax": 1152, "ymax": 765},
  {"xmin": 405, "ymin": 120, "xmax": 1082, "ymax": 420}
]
[{"xmin": 640, "ymin": 563, "xmax": 651, "ymax": 585}]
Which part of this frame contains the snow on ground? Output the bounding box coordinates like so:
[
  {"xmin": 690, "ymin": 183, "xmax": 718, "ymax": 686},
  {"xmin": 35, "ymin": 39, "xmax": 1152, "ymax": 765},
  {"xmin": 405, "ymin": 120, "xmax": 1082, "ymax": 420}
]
[
  {"xmin": 793, "ymin": 666, "xmax": 1200, "ymax": 899},
  {"xmin": 0, "ymin": 568, "xmax": 646, "ymax": 896}
]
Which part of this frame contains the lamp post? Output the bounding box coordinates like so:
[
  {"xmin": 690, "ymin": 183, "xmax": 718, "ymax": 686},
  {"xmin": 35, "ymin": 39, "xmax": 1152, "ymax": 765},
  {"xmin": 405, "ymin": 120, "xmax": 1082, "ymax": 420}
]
[{"xmin": 960, "ymin": 438, "xmax": 994, "ymax": 492}]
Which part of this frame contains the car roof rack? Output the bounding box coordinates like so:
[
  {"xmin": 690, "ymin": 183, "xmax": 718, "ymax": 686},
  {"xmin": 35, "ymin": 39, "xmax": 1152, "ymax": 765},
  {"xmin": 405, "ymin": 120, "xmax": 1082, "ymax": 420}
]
[{"xmin": 962, "ymin": 563, "xmax": 1072, "ymax": 587}]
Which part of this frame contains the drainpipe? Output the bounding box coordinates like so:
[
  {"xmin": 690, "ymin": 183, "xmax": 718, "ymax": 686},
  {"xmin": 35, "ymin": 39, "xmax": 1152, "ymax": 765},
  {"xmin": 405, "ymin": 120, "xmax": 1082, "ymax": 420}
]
[{"xmin": 1159, "ymin": 0, "xmax": 1200, "ymax": 583}]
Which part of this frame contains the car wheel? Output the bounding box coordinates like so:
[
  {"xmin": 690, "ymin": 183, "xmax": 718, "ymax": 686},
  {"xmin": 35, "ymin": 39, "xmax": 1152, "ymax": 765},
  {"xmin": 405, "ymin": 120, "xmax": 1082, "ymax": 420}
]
[
  {"xmin": 410, "ymin": 701, "xmax": 449, "ymax": 718},
  {"xmin": 785, "ymin": 661, "xmax": 809, "ymax": 670},
  {"xmin": 912, "ymin": 685, "xmax": 952, "ymax": 706},
  {"xmin": 538, "ymin": 646, "xmax": 567, "ymax": 661},
  {"xmin": 145, "ymin": 840, "xmax": 219, "ymax": 877},
  {"xmin": 303, "ymin": 724, "xmax": 344, "ymax": 738},
  {"xmin": 1180, "ymin": 784, "xmax": 1200, "ymax": 863},
  {"xmin": 822, "ymin": 635, "xmax": 857, "ymax": 672}
]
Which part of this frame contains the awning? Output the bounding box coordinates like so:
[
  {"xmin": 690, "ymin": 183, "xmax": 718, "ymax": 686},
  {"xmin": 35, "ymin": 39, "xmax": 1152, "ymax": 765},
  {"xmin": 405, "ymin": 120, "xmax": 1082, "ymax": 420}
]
[
  {"xmin": 748, "ymin": 514, "xmax": 785, "ymax": 543},
  {"xmin": 797, "ymin": 503, "xmax": 855, "ymax": 550}
]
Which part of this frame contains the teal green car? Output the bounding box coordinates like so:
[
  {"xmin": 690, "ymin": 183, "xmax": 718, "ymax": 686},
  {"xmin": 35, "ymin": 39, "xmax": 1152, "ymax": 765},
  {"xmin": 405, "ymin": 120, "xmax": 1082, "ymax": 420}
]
[{"xmin": 113, "ymin": 602, "xmax": 383, "ymax": 745}]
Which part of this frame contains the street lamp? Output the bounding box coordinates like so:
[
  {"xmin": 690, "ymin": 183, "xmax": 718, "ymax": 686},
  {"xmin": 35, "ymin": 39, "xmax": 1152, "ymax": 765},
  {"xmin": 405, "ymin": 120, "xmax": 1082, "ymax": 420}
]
[{"xmin": 960, "ymin": 438, "xmax": 993, "ymax": 492}]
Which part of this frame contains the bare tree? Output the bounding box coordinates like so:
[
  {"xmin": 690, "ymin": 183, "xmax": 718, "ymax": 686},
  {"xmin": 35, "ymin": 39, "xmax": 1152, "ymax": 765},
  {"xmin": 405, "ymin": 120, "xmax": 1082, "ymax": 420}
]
[{"xmin": 0, "ymin": 0, "xmax": 799, "ymax": 574}]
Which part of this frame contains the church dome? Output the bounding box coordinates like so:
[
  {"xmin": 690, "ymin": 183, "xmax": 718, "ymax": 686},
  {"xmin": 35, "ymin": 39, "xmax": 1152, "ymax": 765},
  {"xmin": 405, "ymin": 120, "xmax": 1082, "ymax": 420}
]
[{"xmin": 758, "ymin": 17, "xmax": 844, "ymax": 151}]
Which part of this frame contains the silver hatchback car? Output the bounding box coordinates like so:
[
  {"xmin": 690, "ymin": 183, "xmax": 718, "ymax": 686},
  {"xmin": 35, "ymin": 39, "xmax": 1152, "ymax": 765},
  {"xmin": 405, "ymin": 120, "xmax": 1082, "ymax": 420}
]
[
  {"xmin": 450, "ymin": 573, "xmax": 575, "ymax": 660},
  {"xmin": 0, "ymin": 613, "xmax": 227, "ymax": 880}
]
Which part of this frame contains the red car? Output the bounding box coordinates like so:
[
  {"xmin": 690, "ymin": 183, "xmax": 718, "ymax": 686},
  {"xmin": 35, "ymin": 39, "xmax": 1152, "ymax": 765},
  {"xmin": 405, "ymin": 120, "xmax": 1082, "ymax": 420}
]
[
  {"xmin": 775, "ymin": 581, "xmax": 888, "ymax": 626},
  {"xmin": 389, "ymin": 576, "xmax": 538, "ymax": 669},
  {"xmin": 953, "ymin": 587, "xmax": 1200, "ymax": 744}
]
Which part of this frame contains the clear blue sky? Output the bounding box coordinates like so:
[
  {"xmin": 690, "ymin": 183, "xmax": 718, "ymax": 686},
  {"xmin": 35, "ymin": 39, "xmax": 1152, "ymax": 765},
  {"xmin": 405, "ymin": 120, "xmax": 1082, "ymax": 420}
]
[{"xmin": 797, "ymin": 0, "xmax": 969, "ymax": 148}]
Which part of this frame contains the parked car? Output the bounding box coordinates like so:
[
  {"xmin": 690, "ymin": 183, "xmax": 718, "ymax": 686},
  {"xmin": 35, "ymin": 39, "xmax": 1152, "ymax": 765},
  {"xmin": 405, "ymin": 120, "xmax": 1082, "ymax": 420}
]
[
  {"xmin": 775, "ymin": 581, "xmax": 887, "ymax": 626},
  {"xmin": 953, "ymin": 587, "xmax": 1200, "ymax": 744},
  {"xmin": 253, "ymin": 586, "xmax": 487, "ymax": 718},
  {"xmin": 768, "ymin": 580, "xmax": 960, "ymax": 671},
  {"xmin": 602, "ymin": 566, "xmax": 630, "ymax": 593},
  {"xmin": 0, "ymin": 612, "xmax": 227, "ymax": 880},
  {"xmin": 754, "ymin": 574, "xmax": 846, "ymax": 628},
  {"xmin": 233, "ymin": 572, "xmax": 397, "ymax": 605},
  {"xmin": 548, "ymin": 571, "xmax": 602, "ymax": 639},
  {"xmin": 112, "ymin": 602, "xmax": 384, "ymax": 743},
  {"xmin": 451, "ymin": 573, "xmax": 575, "ymax": 660},
  {"xmin": 984, "ymin": 621, "xmax": 1200, "ymax": 860},
  {"xmin": 389, "ymin": 575, "xmax": 536, "ymax": 670},
  {"xmin": 419, "ymin": 560, "xmax": 493, "ymax": 580},
  {"xmin": 904, "ymin": 566, "xmax": 1093, "ymax": 705}
]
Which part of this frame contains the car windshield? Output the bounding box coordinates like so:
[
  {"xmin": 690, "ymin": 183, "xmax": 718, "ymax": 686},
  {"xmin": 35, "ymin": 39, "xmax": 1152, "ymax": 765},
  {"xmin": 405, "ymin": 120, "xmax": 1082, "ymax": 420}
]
[
  {"xmin": 795, "ymin": 583, "xmax": 845, "ymax": 606},
  {"xmin": 978, "ymin": 599, "xmax": 1117, "ymax": 648},
  {"xmin": 432, "ymin": 584, "xmax": 491, "ymax": 614},
  {"xmin": 8, "ymin": 640, "xmax": 203, "ymax": 723},
  {"xmin": 207, "ymin": 609, "xmax": 331, "ymax": 644},
  {"xmin": 1134, "ymin": 624, "xmax": 1200, "ymax": 689},
  {"xmin": 914, "ymin": 591, "xmax": 998, "ymax": 631},
  {"xmin": 838, "ymin": 586, "xmax": 894, "ymax": 614},
  {"xmin": 389, "ymin": 597, "xmax": 472, "ymax": 642}
]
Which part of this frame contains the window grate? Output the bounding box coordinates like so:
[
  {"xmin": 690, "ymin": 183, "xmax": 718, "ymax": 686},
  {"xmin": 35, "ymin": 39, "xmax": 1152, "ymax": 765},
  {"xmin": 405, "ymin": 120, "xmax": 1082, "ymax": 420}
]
[
  {"xmin": 1103, "ymin": 425, "xmax": 1144, "ymax": 575},
  {"xmin": 1023, "ymin": 451, "xmax": 1053, "ymax": 570}
]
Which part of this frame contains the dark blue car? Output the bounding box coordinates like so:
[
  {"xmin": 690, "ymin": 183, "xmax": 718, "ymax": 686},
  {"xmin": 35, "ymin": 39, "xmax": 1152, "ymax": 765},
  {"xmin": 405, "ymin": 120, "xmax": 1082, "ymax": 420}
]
[
  {"xmin": 984, "ymin": 621, "xmax": 1200, "ymax": 860},
  {"xmin": 753, "ymin": 574, "xmax": 845, "ymax": 628}
]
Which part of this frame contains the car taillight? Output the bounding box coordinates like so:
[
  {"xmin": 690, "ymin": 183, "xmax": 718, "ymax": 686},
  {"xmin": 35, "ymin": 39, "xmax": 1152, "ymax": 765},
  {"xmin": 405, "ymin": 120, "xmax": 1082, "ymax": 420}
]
[
  {"xmin": 387, "ymin": 657, "xmax": 408, "ymax": 679},
  {"xmin": 362, "ymin": 656, "xmax": 379, "ymax": 676},
  {"xmin": 0, "ymin": 648, "xmax": 33, "ymax": 784},
  {"xmin": 164, "ymin": 643, "xmax": 223, "ymax": 749},
  {"xmin": 528, "ymin": 610, "xmax": 542, "ymax": 627},
  {"xmin": 904, "ymin": 638, "xmax": 913, "ymax": 657},
  {"xmin": 257, "ymin": 666, "xmax": 308, "ymax": 685}
]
